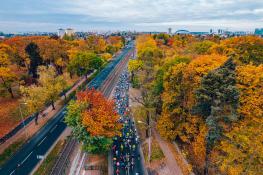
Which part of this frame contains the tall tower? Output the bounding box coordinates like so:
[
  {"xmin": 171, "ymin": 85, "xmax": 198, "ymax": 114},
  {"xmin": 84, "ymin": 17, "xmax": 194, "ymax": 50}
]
[{"xmin": 168, "ymin": 28, "xmax": 172, "ymax": 35}]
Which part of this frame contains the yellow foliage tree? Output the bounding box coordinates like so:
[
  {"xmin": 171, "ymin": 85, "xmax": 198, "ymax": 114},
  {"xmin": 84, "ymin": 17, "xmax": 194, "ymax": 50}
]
[
  {"xmin": 38, "ymin": 66, "xmax": 68, "ymax": 110},
  {"xmin": 183, "ymin": 54, "xmax": 227, "ymax": 109},
  {"xmin": 236, "ymin": 64, "xmax": 263, "ymax": 120},
  {"xmin": 0, "ymin": 44, "xmax": 17, "ymax": 98},
  {"xmin": 20, "ymin": 85, "xmax": 46, "ymax": 114}
]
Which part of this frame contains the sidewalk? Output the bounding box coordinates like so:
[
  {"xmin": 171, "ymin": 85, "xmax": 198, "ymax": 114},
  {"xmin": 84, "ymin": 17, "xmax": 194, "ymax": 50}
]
[
  {"xmin": 152, "ymin": 128, "xmax": 183, "ymax": 175},
  {"xmin": 0, "ymin": 76, "xmax": 87, "ymax": 154}
]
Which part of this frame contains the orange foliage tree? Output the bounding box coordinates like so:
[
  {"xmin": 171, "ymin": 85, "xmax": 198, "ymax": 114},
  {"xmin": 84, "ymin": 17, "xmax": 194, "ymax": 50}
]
[
  {"xmin": 65, "ymin": 89, "xmax": 122, "ymax": 153},
  {"xmin": 78, "ymin": 89, "xmax": 122, "ymax": 137}
]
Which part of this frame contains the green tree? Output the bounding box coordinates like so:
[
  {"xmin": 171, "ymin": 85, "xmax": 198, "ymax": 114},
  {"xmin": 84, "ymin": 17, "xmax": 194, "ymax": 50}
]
[
  {"xmin": 194, "ymin": 58, "xmax": 239, "ymax": 175},
  {"xmin": 63, "ymin": 34, "xmax": 74, "ymax": 41},
  {"xmin": 67, "ymin": 52, "xmax": 103, "ymax": 77},
  {"xmin": 25, "ymin": 42, "xmax": 42, "ymax": 78}
]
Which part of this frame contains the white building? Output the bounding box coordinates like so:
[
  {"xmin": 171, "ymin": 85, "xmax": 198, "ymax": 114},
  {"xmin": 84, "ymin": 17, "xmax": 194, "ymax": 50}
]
[
  {"xmin": 65, "ymin": 28, "xmax": 75, "ymax": 36},
  {"xmin": 57, "ymin": 28, "xmax": 65, "ymax": 38}
]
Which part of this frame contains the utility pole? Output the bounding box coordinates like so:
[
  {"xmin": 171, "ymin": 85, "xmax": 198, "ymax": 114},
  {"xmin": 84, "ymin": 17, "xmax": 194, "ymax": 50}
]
[{"xmin": 19, "ymin": 102, "xmax": 29, "ymax": 139}]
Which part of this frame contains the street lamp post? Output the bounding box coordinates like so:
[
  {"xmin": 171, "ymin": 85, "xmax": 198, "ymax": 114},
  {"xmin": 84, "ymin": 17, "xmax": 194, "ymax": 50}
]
[
  {"xmin": 19, "ymin": 102, "xmax": 29, "ymax": 139},
  {"xmin": 138, "ymin": 120, "xmax": 152, "ymax": 163}
]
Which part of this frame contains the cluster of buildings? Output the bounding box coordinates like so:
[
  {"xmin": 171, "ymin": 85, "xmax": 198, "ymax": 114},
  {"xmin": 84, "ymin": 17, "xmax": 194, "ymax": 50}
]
[
  {"xmin": 57, "ymin": 28, "xmax": 75, "ymax": 38},
  {"xmin": 164, "ymin": 28, "xmax": 261, "ymax": 37},
  {"xmin": 0, "ymin": 27, "xmax": 262, "ymax": 39}
]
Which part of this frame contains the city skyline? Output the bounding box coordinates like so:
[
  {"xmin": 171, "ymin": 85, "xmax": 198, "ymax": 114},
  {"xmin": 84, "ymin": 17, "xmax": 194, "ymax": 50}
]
[{"xmin": 0, "ymin": 0, "xmax": 263, "ymax": 32}]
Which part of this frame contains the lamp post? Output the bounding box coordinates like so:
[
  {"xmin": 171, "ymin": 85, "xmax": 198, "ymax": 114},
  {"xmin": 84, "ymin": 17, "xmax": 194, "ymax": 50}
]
[
  {"xmin": 138, "ymin": 120, "xmax": 152, "ymax": 163},
  {"xmin": 19, "ymin": 102, "xmax": 29, "ymax": 139}
]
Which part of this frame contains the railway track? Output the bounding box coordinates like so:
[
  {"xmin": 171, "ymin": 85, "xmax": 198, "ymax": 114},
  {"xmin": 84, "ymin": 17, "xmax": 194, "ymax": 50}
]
[
  {"xmin": 50, "ymin": 138, "xmax": 77, "ymax": 175},
  {"xmin": 49, "ymin": 45, "xmax": 133, "ymax": 175}
]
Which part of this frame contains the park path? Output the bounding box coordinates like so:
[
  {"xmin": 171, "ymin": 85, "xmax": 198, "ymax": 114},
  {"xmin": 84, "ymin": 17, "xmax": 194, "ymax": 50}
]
[
  {"xmin": 152, "ymin": 128, "xmax": 183, "ymax": 175},
  {"xmin": 129, "ymin": 87, "xmax": 184, "ymax": 175},
  {"xmin": 0, "ymin": 76, "xmax": 87, "ymax": 154}
]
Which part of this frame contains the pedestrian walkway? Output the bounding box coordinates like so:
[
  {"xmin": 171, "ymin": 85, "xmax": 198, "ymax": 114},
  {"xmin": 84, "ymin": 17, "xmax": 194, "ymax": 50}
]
[
  {"xmin": 0, "ymin": 76, "xmax": 87, "ymax": 154},
  {"xmin": 152, "ymin": 128, "xmax": 183, "ymax": 175}
]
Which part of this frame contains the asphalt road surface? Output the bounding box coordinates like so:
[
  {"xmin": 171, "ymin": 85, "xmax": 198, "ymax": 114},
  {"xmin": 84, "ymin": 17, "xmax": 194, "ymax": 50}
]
[
  {"xmin": 0, "ymin": 42, "xmax": 134, "ymax": 175},
  {"xmin": 112, "ymin": 70, "xmax": 144, "ymax": 175}
]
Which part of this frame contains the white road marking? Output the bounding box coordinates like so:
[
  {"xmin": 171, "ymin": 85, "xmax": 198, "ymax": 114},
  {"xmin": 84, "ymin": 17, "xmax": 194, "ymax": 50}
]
[
  {"xmin": 60, "ymin": 117, "xmax": 64, "ymax": 122},
  {"xmin": 9, "ymin": 169, "xmax": 15, "ymax": 175},
  {"xmin": 37, "ymin": 136, "xmax": 47, "ymax": 147},
  {"xmin": 50, "ymin": 125, "xmax": 58, "ymax": 133},
  {"xmin": 21, "ymin": 151, "xmax": 33, "ymax": 165}
]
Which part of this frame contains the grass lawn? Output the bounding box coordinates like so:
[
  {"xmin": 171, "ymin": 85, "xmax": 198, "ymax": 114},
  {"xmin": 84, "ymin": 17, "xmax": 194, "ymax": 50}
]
[
  {"xmin": 33, "ymin": 140, "xmax": 65, "ymax": 175},
  {"xmin": 142, "ymin": 137, "xmax": 164, "ymax": 162},
  {"xmin": 0, "ymin": 139, "xmax": 25, "ymax": 166}
]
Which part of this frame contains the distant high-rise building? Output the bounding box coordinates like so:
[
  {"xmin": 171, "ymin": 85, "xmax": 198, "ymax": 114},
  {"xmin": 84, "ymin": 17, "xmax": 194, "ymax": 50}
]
[
  {"xmin": 168, "ymin": 28, "xmax": 172, "ymax": 34},
  {"xmin": 57, "ymin": 28, "xmax": 75, "ymax": 38},
  {"xmin": 65, "ymin": 28, "xmax": 75, "ymax": 36},
  {"xmin": 57, "ymin": 28, "xmax": 65, "ymax": 38}
]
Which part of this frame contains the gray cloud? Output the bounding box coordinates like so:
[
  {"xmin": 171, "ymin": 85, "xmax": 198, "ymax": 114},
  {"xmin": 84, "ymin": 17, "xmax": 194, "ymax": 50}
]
[{"xmin": 0, "ymin": 0, "xmax": 262, "ymax": 32}]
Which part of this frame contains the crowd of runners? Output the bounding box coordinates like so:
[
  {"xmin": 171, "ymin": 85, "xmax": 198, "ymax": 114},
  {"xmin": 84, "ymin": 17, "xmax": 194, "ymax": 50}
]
[{"xmin": 112, "ymin": 70, "xmax": 142, "ymax": 175}]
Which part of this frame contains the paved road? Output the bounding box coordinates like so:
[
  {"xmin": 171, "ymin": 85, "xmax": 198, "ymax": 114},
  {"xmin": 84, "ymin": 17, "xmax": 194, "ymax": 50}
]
[
  {"xmin": 112, "ymin": 70, "xmax": 144, "ymax": 175},
  {"xmin": 0, "ymin": 42, "xmax": 134, "ymax": 175},
  {"xmin": 50, "ymin": 43, "xmax": 134, "ymax": 175}
]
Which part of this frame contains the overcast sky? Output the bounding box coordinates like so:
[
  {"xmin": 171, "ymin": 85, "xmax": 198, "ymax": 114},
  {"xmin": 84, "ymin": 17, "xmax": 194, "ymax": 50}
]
[{"xmin": 0, "ymin": 0, "xmax": 262, "ymax": 33}]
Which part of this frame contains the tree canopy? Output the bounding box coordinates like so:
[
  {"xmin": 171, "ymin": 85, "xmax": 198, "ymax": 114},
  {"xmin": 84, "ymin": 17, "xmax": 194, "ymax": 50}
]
[{"xmin": 65, "ymin": 89, "xmax": 122, "ymax": 154}]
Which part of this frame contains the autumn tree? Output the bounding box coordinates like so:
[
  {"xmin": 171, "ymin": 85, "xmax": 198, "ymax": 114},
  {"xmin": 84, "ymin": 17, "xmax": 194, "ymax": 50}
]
[
  {"xmin": 106, "ymin": 36, "xmax": 123, "ymax": 53},
  {"xmin": 20, "ymin": 85, "xmax": 46, "ymax": 120},
  {"xmin": 153, "ymin": 33, "xmax": 171, "ymax": 45},
  {"xmin": 25, "ymin": 42, "xmax": 42, "ymax": 78},
  {"xmin": 38, "ymin": 66, "xmax": 68, "ymax": 110},
  {"xmin": 183, "ymin": 54, "xmax": 227, "ymax": 109},
  {"xmin": 4, "ymin": 36, "xmax": 31, "ymax": 69},
  {"xmin": 0, "ymin": 44, "xmax": 17, "ymax": 98},
  {"xmin": 131, "ymin": 35, "xmax": 164, "ymax": 138},
  {"xmin": 194, "ymin": 58, "xmax": 239, "ymax": 175},
  {"xmin": 236, "ymin": 64, "xmax": 263, "ymax": 120},
  {"xmin": 190, "ymin": 40, "xmax": 215, "ymax": 55},
  {"xmin": 65, "ymin": 89, "xmax": 121, "ymax": 153},
  {"xmin": 214, "ymin": 36, "xmax": 263, "ymax": 65},
  {"xmin": 35, "ymin": 38, "xmax": 68, "ymax": 74},
  {"xmin": 213, "ymin": 64, "xmax": 263, "ymax": 175},
  {"xmin": 86, "ymin": 35, "xmax": 107, "ymax": 54},
  {"xmin": 100, "ymin": 53, "xmax": 112, "ymax": 61},
  {"xmin": 157, "ymin": 63, "xmax": 188, "ymax": 140},
  {"xmin": 128, "ymin": 59, "xmax": 143, "ymax": 87},
  {"xmin": 67, "ymin": 51, "xmax": 104, "ymax": 77}
]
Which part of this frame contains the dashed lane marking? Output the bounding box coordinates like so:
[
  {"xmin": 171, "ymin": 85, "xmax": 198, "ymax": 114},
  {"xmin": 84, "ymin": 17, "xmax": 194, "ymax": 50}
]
[
  {"xmin": 50, "ymin": 125, "xmax": 58, "ymax": 133},
  {"xmin": 21, "ymin": 151, "xmax": 33, "ymax": 165},
  {"xmin": 9, "ymin": 169, "xmax": 15, "ymax": 175},
  {"xmin": 37, "ymin": 136, "xmax": 47, "ymax": 147}
]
